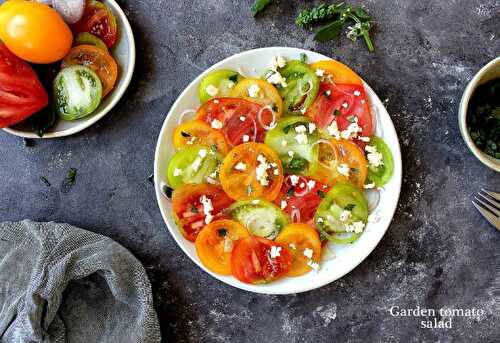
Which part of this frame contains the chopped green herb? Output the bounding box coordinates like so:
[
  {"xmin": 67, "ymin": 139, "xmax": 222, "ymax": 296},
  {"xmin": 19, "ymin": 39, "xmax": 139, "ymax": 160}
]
[
  {"xmin": 283, "ymin": 156, "xmax": 308, "ymax": 174},
  {"xmin": 300, "ymin": 53, "xmax": 308, "ymax": 63},
  {"xmin": 347, "ymin": 115, "xmax": 356, "ymax": 122},
  {"xmin": 344, "ymin": 203, "xmax": 356, "ymax": 211},
  {"xmin": 191, "ymin": 205, "xmax": 199, "ymax": 213},
  {"xmin": 66, "ymin": 168, "xmax": 77, "ymax": 183},
  {"xmin": 334, "ymin": 109, "xmax": 341, "ymax": 116},
  {"xmin": 323, "ymin": 90, "xmax": 331, "ymax": 98},
  {"xmin": 229, "ymin": 74, "xmax": 238, "ymax": 83},
  {"xmin": 217, "ymin": 228, "xmax": 227, "ymax": 237},
  {"xmin": 272, "ymin": 104, "xmax": 279, "ymax": 112},
  {"xmin": 351, "ymin": 167, "xmax": 359, "ymax": 174},
  {"xmin": 181, "ymin": 131, "xmax": 190, "ymax": 138},
  {"xmin": 251, "ymin": 0, "xmax": 272, "ymax": 16},
  {"xmin": 287, "ymin": 187, "xmax": 295, "ymax": 197},
  {"xmin": 317, "ymin": 190, "xmax": 326, "ymax": 198},
  {"xmin": 40, "ymin": 176, "xmax": 51, "ymax": 187},
  {"xmin": 210, "ymin": 144, "xmax": 218, "ymax": 152}
]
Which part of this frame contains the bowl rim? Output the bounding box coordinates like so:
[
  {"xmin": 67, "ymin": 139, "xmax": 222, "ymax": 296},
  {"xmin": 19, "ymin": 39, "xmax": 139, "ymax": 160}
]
[
  {"xmin": 2, "ymin": 0, "xmax": 136, "ymax": 139},
  {"xmin": 154, "ymin": 47, "xmax": 403, "ymax": 294},
  {"xmin": 458, "ymin": 56, "xmax": 500, "ymax": 172}
]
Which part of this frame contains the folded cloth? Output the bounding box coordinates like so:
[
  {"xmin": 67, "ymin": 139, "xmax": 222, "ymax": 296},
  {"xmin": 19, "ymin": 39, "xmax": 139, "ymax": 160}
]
[{"xmin": 0, "ymin": 220, "xmax": 161, "ymax": 343}]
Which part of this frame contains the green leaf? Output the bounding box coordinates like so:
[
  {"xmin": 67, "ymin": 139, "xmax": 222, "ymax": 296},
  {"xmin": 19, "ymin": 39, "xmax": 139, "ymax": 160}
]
[
  {"xmin": 314, "ymin": 20, "xmax": 344, "ymax": 42},
  {"xmin": 300, "ymin": 53, "xmax": 308, "ymax": 63},
  {"xmin": 251, "ymin": 0, "xmax": 272, "ymax": 16},
  {"xmin": 344, "ymin": 203, "xmax": 356, "ymax": 211},
  {"xmin": 353, "ymin": 7, "xmax": 371, "ymax": 21},
  {"xmin": 283, "ymin": 156, "xmax": 308, "ymax": 174}
]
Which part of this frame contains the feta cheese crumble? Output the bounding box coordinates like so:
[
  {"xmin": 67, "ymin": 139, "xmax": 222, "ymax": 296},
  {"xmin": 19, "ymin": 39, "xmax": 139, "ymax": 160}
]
[
  {"xmin": 288, "ymin": 151, "xmax": 295, "ymax": 157},
  {"xmin": 353, "ymin": 90, "xmax": 361, "ymax": 96},
  {"xmin": 342, "ymin": 102, "xmax": 349, "ymax": 109},
  {"xmin": 173, "ymin": 168, "xmax": 182, "ymax": 177},
  {"xmin": 289, "ymin": 175, "xmax": 299, "ymax": 186},
  {"xmin": 365, "ymin": 145, "xmax": 384, "ymax": 167},
  {"xmin": 240, "ymin": 116, "xmax": 246, "ymax": 122},
  {"xmin": 359, "ymin": 136, "xmax": 371, "ymax": 142},
  {"xmin": 266, "ymin": 71, "xmax": 288, "ymax": 88},
  {"xmin": 255, "ymin": 154, "xmax": 271, "ymax": 186},
  {"xmin": 211, "ymin": 119, "xmax": 223, "ymax": 129},
  {"xmin": 307, "ymin": 180, "xmax": 316, "ymax": 190},
  {"xmin": 199, "ymin": 195, "xmax": 214, "ymax": 224},
  {"xmin": 280, "ymin": 200, "xmax": 287, "ymax": 210},
  {"xmin": 364, "ymin": 182, "xmax": 376, "ymax": 189},
  {"xmin": 242, "ymin": 134, "xmax": 250, "ymax": 143},
  {"xmin": 270, "ymin": 245, "xmax": 282, "ymax": 258},
  {"xmin": 295, "ymin": 133, "xmax": 308, "ymax": 144},
  {"xmin": 248, "ymin": 83, "xmax": 260, "ymax": 98},
  {"xmin": 198, "ymin": 149, "xmax": 207, "ymax": 158},
  {"xmin": 281, "ymin": 140, "xmax": 288, "ymax": 147},
  {"xmin": 339, "ymin": 210, "xmax": 352, "ymax": 222},
  {"xmin": 303, "ymin": 248, "xmax": 314, "ymax": 259},
  {"xmin": 294, "ymin": 125, "xmax": 307, "ymax": 133},
  {"xmin": 191, "ymin": 158, "xmax": 202, "ymax": 172},
  {"xmin": 327, "ymin": 120, "xmax": 341, "ymax": 140},
  {"xmin": 315, "ymin": 69, "xmax": 325, "ymax": 77},
  {"xmin": 337, "ymin": 163, "xmax": 350, "ymax": 177},
  {"xmin": 205, "ymin": 85, "xmax": 219, "ymax": 97},
  {"xmin": 308, "ymin": 123, "xmax": 316, "ymax": 134},
  {"xmin": 289, "ymin": 243, "xmax": 296, "ymax": 250},
  {"xmin": 234, "ymin": 162, "xmax": 247, "ymax": 171},
  {"xmin": 340, "ymin": 117, "xmax": 363, "ymax": 140},
  {"xmin": 345, "ymin": 221, "xmax": 365, "ymax": 233},
  {"xmin": 269, "ymin": 55, "xmax": 286, "ymax": 71}
]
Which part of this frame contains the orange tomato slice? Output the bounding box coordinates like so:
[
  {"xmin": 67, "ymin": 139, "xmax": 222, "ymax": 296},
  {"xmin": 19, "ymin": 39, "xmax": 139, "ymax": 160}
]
[
  {"xmin": 310, "ymin": 60, "xmax": 363, "ymax": 85},
  {"xmin": 195, "ymin": 219, "xmax": 250, "ymax": 275},
  {"xmin": 275, "ymin": 223, "xmax": 321, "ymax": 277},
  {"xmin": 173, "ymin": 120, "xmax": 229, "ymax": 155},
  {"xmin": 219, "ymin": 143, "xmax": 284, "ymax": 201},
  {"xmin": 62, "ymin": 45, "xmax": 118, "ymax": 97},
  {"xmin": 229, "ymin": 78, "xmax": 284, "ymax": 116}
]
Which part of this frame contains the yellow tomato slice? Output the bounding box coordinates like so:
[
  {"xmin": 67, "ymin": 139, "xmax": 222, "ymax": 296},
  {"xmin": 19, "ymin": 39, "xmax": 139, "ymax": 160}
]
[
  {"xmin": 219, "ymin": 143, "xmax": 284, "ymax": 201},
  {"xmin": 275, "ymin": 223, "xmax": 321, "ymax": 277},
  {"xmin": 310, "ymin": 60, "xmax": 363, "ymax": 85},
  {"xmin": 173, "ymin": 120, "xmax": 229, "ymax": 155},
  {"xmin": 230, "ymin": 78, "xmax": 284, "ymax": 117},
  {"xmin": 195, "ymin": 219, "xmax": 250, "ymax": 275},
  {"xmin": 309, "ymin": 139, "xmax": 367, "ymax": 188}
]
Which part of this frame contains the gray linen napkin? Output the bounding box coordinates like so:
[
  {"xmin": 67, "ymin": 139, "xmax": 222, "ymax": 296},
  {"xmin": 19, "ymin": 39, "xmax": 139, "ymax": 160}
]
[{"xmin": 0, "ymin": 220, "xmax": 161, "ymax": 343}]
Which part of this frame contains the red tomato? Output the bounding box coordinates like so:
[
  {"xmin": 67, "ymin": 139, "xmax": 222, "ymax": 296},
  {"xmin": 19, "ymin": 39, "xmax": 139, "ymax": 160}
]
[
  {"xmin": 231, "ymin": 236, "xmax": 292, "ymax": 284},
  {"xmin": 274, "ymin": 176, "xmax": 330, "ymax": 225},
  {"xmin": 172, "ymin": 184, "xmax": 234, "ymax": 242},
  {"xmin": 306, "ymin": 82, "xmax": 374, "ymax": 140},
  {"xmin": 0, "ymin": 44, "xmax": 48, "ymax": 128},
  {"xmin": 195, "ymin": 97, "xmax": 273, "ymax": 147},
  {"xmin": 72, "ymin": 0, "xmax": 118, "ymax": 49}
]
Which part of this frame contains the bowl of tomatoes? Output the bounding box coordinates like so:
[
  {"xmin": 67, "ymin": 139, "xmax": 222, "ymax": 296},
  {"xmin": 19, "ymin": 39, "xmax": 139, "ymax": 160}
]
[
  {"xmin": 0, "ymin": 0, "xmax": 135, "ymax": 138},
  {"xmin": 155, "ymin": 47, "xmax": 402, "ymax": 294}
]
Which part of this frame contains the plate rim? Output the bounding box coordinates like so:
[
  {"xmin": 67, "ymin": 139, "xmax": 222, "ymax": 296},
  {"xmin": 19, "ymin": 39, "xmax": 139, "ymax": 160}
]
[
  {"xmin": 154, "ymin": 46, "xmax": 403, "ymax": 294},
  {"xmin": 2, "ymin": 0, "xmax": 136, "ymax": 139}
]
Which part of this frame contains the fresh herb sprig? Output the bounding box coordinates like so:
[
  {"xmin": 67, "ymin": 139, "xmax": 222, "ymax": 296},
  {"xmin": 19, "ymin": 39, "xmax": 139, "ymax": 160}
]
[
  {"xmin": 251, "ymin": 0, "xmax": 272, "ymax": 16},
  {"xmin": 296, "ymin": 2, "xmax": 375, "ymax": 52}
]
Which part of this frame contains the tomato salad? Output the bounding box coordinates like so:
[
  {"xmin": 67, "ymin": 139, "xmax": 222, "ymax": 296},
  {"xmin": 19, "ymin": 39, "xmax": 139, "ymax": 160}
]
[
  {"xmin": 0, "ymin": 0, "xmax": 120, "ymax": 135},
  {"xmin": 165, "ymin": 55, "xmax": 394, "ymax": 285}
]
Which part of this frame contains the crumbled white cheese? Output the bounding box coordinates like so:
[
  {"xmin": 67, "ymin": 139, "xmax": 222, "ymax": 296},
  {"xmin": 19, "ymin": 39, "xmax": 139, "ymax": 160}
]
[
  {"xmin": 307, "ymin": 180, "xmax": 316, "ymax": 190},
  {"xmin": 361, "ymin": 100, "xmax": 365, "ymax": 104},
  {"xmin": 173, "ymin": 168, "xmax": 183, "ymax": 177},
  {"xmin": 234, "ymin": 162, "xmax": 247, "ymax": 171},
  {"xmin": 299, "ymin": 182, "xmax": 305, "ymax": 189},
  {"xmin": 281, "ymin": 140, "xmax": 288, "ymax": 147},
  {"xmin": 294, "ymin": 125, "xmax": 307, "ymax": 133},
  {"xmin": 280, "ymin": 200, "xmax": 288, "ymax": 210},
  {"xmin": 315, "ymin": 69, "xmax": 325, "ymax": 77},
  {"xmin": 206, "ymin": 177, "xmax": 217, "ymax": 184},
  {"xmin": 303, "ymin": 248, "xmax": 314, "ymax": 259},
  {"xmin": 269, "ymin": 55, "xmax": 286, "ymax": 71},
  {"xmin": 359, "ymin": 136, "xmax": 371, "ymax": 142},
  {"xmin": 342, "ymin": 102, "xmax": 349, "ymax": 109},
  {"xmin": 345, "ymin": 221, "xmax": 365, "ymax": 233},
  {"xmin": 337, "ymin": 163, "xmax": 350, "ymax": 177},
  {"xmin": 339, "ymin": 210, "xmax": 352, "ymax": 222},
  {"xmin": 240, "ymin": 116, "xmax": 246, "ymax": 122},
  {"xmin": 289, "ymin": 243, "xmax": 296, "ymax": 250},
  {"xmin": 270, "ymin": 245, "xmax": 282, "ymax": 258},
  {"xmin": 248, "ymin": 83, "xmax": 260, "ymax": 98},
  {"xmin": 288, "ymin": 151, "xmax": 295, "ymax": 157},
  {"xmin": 327, "ymin": 120, "xmax": 341, "ymax": 140},
  {"xmin": 364, "ymin": 182, "xmax": 376, "ymax": 189},
  {"xmin": 295, "ymin": 133, "xmax": 308, "ymax": 145},
  {"xmin": 191, "ymin": 158, "xmax": 202, "ymax": 172},
  {"xmin": 198, "ymin": 149, "xmax": 207, "ymax": 158},
  {"xmin": 227, "ymin": 81, "xmax": 235, "ymax": 89},
  {"xmin": 316, "ymin": 217, "xmax": 324, "ymax": 224},
  {"xmin": 300, "ymin": 108, "xmax": 307, "ymax": 114},
  {"xmin": 213, "ymin": 99, "xmax": 219, "ymax": 104},
  {"xmin": 340, "ymin": 117, "xmax": 363, "ymax": 140},
  {"xmin": 242, "ymin": 134, "xmax": 250, "ymax": 143},
  {"xmin": 205, "ymin": 85, "xmax": 219, "ymax": 97},
  {"xmin": 289, "ymin": 175, "xmax": 299, "ymax": 186},
  {"xmin": 365, "ymin": 145, "xmax": 384, "ymax": 167},
  {"xmin": 353, "ymin": 90, "xmax": 361, "ymax": 96},
  {"xmin": 325, "ymin": 90, "xmax": 331, "ymax": 97},
  {"xmin": 308, "ymin": 123, "xmax": 316, "ymax": 134},
  {"xmin": 273, "ymin": 168, "xmax": 280, "ymax": 175},
  {"xmin": 251, "ymin": 200, "xmax": 260, "ymax": 204},
  {"xmin": 266, "ymin": 71, "xmax": 288, "ymax": 88},
  {"xmin": 255, "ymin": 154, "xmax": 271, "ymax": 186},
  {"xmin": 200, "ymin": 195, "xmax": 214, "ymax": 224},
  {"xmin": 211, "ymin": 119, "xmax": 223, "ymax": 129},
  {"xmin": 307, "ymin": 260, "xmax": 320, "ymax": 271}
]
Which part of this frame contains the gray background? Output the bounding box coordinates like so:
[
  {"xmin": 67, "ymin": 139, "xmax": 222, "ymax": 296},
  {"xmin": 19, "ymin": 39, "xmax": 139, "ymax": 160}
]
[{"xmin": 1, "ymin": 0, "xmax": 499, "ymax": 342}]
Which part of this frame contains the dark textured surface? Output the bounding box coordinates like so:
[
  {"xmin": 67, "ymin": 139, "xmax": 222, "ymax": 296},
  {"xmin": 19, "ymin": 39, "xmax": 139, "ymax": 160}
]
[{"xmin": 1, "ymin": 0, "xmax": 500, "ymax": 342}]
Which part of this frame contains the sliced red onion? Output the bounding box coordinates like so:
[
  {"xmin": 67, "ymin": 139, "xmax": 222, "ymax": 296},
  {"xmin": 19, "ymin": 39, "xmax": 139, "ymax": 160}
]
[
  {"xmin": 53, "ymin": 0, "xmax": 85, "ymax": 24},
  {"xmin": 293, "ymin": 184, "xmax": 309, "ymax": 197},
  {"xmin": 257, "ymin": 105, "xmax": 276, "ymax": 130},
  {"xmin": 311, "ymin": 139, "xmax": 339, "ymax": 170},
  {"xmin": 290, "ymin": 208, "xmax": 301, "ymax": 223},
  {"xmin": 177, "ymin": 109, "xmax": 196, "ymax": 125},
  {"xmin": 364, "ymin": 188, "xmax": 380, "ymax": 213}
]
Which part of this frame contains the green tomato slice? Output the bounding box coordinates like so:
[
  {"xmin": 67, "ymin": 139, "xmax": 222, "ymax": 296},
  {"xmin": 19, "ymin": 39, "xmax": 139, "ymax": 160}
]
[
  {"xmin": 229, "ymin": 199, "xmax": 288, "ymax": 240},
  {"xmin": 314, "ymin": 182, "xmax": 368, "ymax": 244},
  {"xmin": 167, "ymin": 145, "xmax": 223, "ymax": 189},
  {"xmin": 276, "ymin": 60, "xmax": 319, "ymax": 115},
  {"xmin": 74, "ymin": 33, "xmax": 108, "ymax": 52},
  {"xmin": 198, "ymin": 69, "xmax": 242, "ymax": 103},
  {"xmin": 367, "ymin": 137, "xmax": 394, "ymax": 187},
  {"xmin": 264, "ymin": 116, "xmax": 320, "ymax": 174},
  {"xmin": 53, "ymin": 65, "xmax": 103, "ymax": 121}
]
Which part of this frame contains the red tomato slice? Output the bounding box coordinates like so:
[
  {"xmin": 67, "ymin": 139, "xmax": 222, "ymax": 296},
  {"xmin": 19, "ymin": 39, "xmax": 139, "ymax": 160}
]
[
  {"xmin": 0, "ymin": 44, "xmax": 48, "ymax": 128},
  {"xmin": 195, "ymin": 97, "xmax": 273, "ymax": 147},
  {"xmin": 72, "ymin": 0, "xmax": 118, "ymax": 49},
  {"xmin": 172, "ymin": 184, "xmax": 234, "ymax": 242},
  {"xmin": 306, "ymin": 82, "xmax": 374, "ymax": 139},
  {"xmin": 275, "ymin": 176, "xmax": 330, "ymax": 225},
  {"xmin": 231, "ymin": 236, "xmax": 292, "ymax": 284}
]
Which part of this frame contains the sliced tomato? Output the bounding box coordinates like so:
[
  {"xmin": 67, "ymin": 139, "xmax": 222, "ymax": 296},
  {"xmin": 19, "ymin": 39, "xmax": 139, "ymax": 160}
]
[
  {"xmin": 195, "ymin": 219, "xmax": 250, "ymax": 275},
  {"xmin": 72, "ymin": 0, "xmax": 118, "ymax": 49},
  {"xmin": 195, "ymin": 97, "xmax": 274, "ymax": 147},
  {"xmin": 229, "ymin": 78, "xmax": 284, "ymax": 116},
  {"xmin": 275, "ymin": 224, "xmax": 321, "ymax": 277},
  {"xmin": 274, "ymin": 175, "xmax": 329, "ymax": 225},
  {"xmin": 219, "ymin": 143, "xmax": 284, "ymax": 201},
  {"xmin": 173, "ymin": 120, "xmax": 229, "ymax": 155},
  {"xmin": 0, "ymin": 44, "xmax": 48, "ymax": 128},
  {"xmin": 306, "ymin": 82, "xmax": 373, "ymax": 141},
  {"xmin": 62, "ymin": 45, "xmax": 118, "ymax": 97},
  {"xmin": 309, "ymin": 60, "xmax": 363, "ymax": 85},
  {"xmin": 172, "ymin": 184, "xmax": 234, "ymax": 242},
  {"xmin": 231, "ymin": 236, "xmax": 292, "ymax": 284}
]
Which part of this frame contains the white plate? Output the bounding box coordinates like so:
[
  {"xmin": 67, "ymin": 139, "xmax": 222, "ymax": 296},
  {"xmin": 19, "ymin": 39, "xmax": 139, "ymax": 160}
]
[
  {"xmin": 154, "ymin": 47, "xmax": 402, "ymax": 294},
  {"xmin": 2, "ymin": 0, "xmax": 135, "ymax": 139}
]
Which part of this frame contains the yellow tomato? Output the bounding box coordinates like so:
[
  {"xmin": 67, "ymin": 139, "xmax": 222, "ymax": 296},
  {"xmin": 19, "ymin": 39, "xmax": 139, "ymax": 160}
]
[
  {"xmin": 230, "ymin": 78, "xmax": 284, "ymax": 117},
  {"xmin": 0, "ymin": 1, "xmax": 73, "ymax": 63},
  {"xmin": 310, "ymin": 60, "xmax": 363, "ymax": 85}
]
